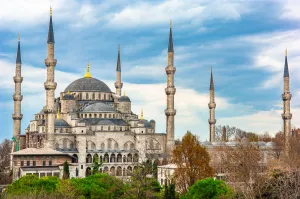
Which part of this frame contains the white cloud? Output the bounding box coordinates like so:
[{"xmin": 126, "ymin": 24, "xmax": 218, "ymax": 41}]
[{"xmin": 281, "ymin": 0, "xmax": 300, "ymax": 20}]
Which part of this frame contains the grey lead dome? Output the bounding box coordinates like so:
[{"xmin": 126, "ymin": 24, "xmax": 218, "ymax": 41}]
[{"xmin": 64, "ymin": 77, "xmax": 112, "ymax": 92}]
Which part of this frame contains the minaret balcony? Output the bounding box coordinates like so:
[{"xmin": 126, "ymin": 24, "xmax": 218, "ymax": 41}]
[
  {"xmin": 12, "ymin": 113, "xmax": 23, "ymax": 120},
  {"xmin": 165, "ymin": 87, "xmax": 176, "ymax": 95},
  {"xmin": 13, "ymin": 76, "xmax": 23, "ymax": 83},
  {"xmin": 208, "ymin": 103, "xmax": 216, "ymax": 109},
  {"xmin": 44, "ymin": 81, "xmax": 57, "ymax": 90},
  {"xmin": 114, "ymin": 82, "xmax": 123, "ymax": 88},
  {"xmin": 13, "ymin": 94, "xmax": 23, "ymax": 101},
  {"xmin": 43, "ymin": 107, "xmax": 55, "ymax": 114},
  {"xmin": 208, "ymin": 119, "xmax": 216, "ymax": 124},
  {"xmin": 282, "ymin": 93, "xmax": 292, "ymax": 101},
  {"xmin": 165, "ymin": 66, "xmax": 176, "ymax": 75},
  {"xmin": 44, "ymin": 58, "xmax": 57, "ymax": 67},
  {"xmin": 282, "ymin": 113, "xmax": 292, "ymax": 120},
  {"xmin": 165, "ymin": 109, "xmax": 176, "ymax": 116}
]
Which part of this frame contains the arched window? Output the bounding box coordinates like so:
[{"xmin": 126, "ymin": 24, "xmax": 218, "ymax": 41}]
[
  {"xmin": 133, "ymin": 154, "xmax": 139, "ymax": 162},
  {"xmin": 101, "ymin": 143, "xmax": 105, "ymax": 150},
  {"xmin": 110, "ymin": 167, "xmax": 115, "ymax": 176},
  {"xmin": 127, "ymin": 154, "xmax": 132, "ymax": 162},
  {"xmin": 124, "ymin": 143, "xmax": 128, "ymax": 150},
  {"xmin": 92, "ymin": 93, "xmax": 95, "ymax": 100},
  {"xmin": 104, "ymin": 114, "xmax": 106, "ymax": 118},
  {"xmin": 103, "ymin": 166, "xmax": 109, "ymax": 173},
  {"xmin": 149, "ymin": 139, "xmax": 154, "ymax": 150},
  {"xmin": 130, "ymin": 143, "xmax": 134, "ymax": 149},
  {"xmin": 63, "ymin": 139, "xmax": 67, "ymax": 149},
  {"xmin": 127, "ymin": 166, "xmax": 132, "ymax": 176},
  {"xmin": 123, "ymin": 156, "xmax": 126, "ymax": 162},
  {"xmin": 108, "ymin": 126, "xmax": 110, "ymax": 131},
  {"xmin": 107, "ymin": 139, "xmax": 112, "ymax": 149},
  {"xmin": 86, "ymin": 93, "xmax": 89, "ymax": 100},
  {"xmin": 104, "ymin": 154, "xmax": 109, "ymax": 163},
  {"xmin": 114, "ymin": 143, "xmax": 119, "ymax": 149},
  {"xmin": 110, "ymin": 154, "xmax": 116, "ymax": 163},
  {"xmin": 116, "ymin": 166, "xmax": 122, "ymax": 176},
  {"xmin": 98, "ymin": 93, "xmax": 101, "ymax": 100},
  {"xmin": 100, "ymin": 114, "xmax": 102, "ymax": 118},
  {"xmin": 86, "ymin": 154, "xmax": 92, "ymax": 163}
]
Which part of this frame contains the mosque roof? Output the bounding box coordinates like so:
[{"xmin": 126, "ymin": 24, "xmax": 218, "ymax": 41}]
[
  {"xmin": 119, "ymin": 95, "xmax": 131, "ymax": 102},
  {"xmin": 62, "ymin": 94, "xmax": 75, "ymax": 100},
  {"xmin": 11, "ymin": 148, "xmax": 65, "ymax": 155},
  {"xmin": 55, "ymin": 119, "xmax": 70, "ymax": 127},
  {"xmin": 82, "ymin": 102, "xmax": 115, "ymax": 112},
  {"xmin": 78, "ymin": 118, "xmax": 128, "ymax": 126},
  {"xmin": 64, "ymin": 77, "xmax": 111, "ymax": 93}
]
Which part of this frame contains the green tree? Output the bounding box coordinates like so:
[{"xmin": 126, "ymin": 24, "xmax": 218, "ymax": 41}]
[
  {"xmin": 63, "ymin": 161, "xmax": 70, "ymax": 179},
  {"xmin": 92, "ymin": 155, "xmax": 101, "ymax": 175},
  {"xmin": 182, "ymin": 178, "xmax": 233, "ymax": 199}
]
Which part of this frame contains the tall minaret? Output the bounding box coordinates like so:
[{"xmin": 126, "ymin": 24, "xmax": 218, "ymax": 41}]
[
  {"xmin": 44, "ymin": 7, "xmax": 57, "ymax": 149},
  {"xmin": 165, "ymin": 20, "xmax": 176, "ymax": 153},
  {"xmin": 208, "ymin": 67, "xmax": 216, "ymax": 142},
  {"xmin": 282, "ymin": 49, "xmax": 292, "ymax": 151},
  {"xmin": 12, "ymin": 34, "xmax": 23, "ymax": 151},
  {"xmin": 115, "ymin": 45, "xmax": 123, "ymax": 96}
]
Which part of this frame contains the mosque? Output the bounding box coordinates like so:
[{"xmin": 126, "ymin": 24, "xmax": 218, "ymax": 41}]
[
  {"xmin": 10, "ymin": 8, "xmax": 176, "ymax": 179},
  {"xmin": 10, "ymin": 7, "xmax": 292, "ymax": 181}
]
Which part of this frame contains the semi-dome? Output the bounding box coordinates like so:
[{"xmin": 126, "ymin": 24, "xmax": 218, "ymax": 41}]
[
  {"xmin": 82, "ymin": 102, "xmax": 115, "ymax": 112},
  {"xmin": 64, "ymin": 77, "xmax": 111, "ymax": 92},
  {"xmin": 55, "ymin": 119, "xmax": 70, "ymax": 127},
  {"xmin": 119, "ymin": 96, "xmax": 131, "ymax": 102}
]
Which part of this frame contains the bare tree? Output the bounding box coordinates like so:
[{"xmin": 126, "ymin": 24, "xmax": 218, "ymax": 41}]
[{"xmin": 0, "ymin": 139, "xmax": 12, "ymax": 172}]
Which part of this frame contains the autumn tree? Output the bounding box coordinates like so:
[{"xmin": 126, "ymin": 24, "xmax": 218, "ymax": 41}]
[
  {"xmin": 63, "ymin": 161, "xmax": 69, "ymax": 179},
  {"xmin": 172, "ymin": 131, "xmax": 214, "ymax": 194}
]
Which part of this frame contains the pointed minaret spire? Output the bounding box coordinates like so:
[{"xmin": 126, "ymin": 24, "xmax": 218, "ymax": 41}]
[
  {"xmin": 284, "ymin": 49, "xmax": 289, "ymax": 77},
  {"xmin": 165, "ymin": 20, "xmax": 176, "ymax": 154},
  {"xmin": 115, "ymin": 44, "xmax": 123, "ymax": 96},
  {"xmin": 16, "ymin": 34, "xmax": 21, "ymax": 64},
  {"xmin": 47, "ymin": 6, "xmax": 55, "ymax": 44},
  {"xmin": 208, "ymin": 67, "xmax": 216, "ymax": 142},
  {"xmin": 116, "ymin": 44, "xmax": 121, "ymax": 71},
  {"xmin": 282, "ymin": 49, "xmax": 292, "ymax": 154},
  {"xmin": 44, "ymin": 7, "xmax": 57, "ymax": 149},
  {"xmin": 168, "ymin": 20, "xmax": 174, "ymax": 52},
  {"xmin": 210, "ymin": 67, "xmax": 214, "ymax": 90}
]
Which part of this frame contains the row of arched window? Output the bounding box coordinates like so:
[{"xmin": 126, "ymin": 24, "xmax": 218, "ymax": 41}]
[
  {"xmin": 87, "ymin": 140, "xmax": 134, "ymax": 150},
  {"xmin": 80, "ymin": 113, "xmax": 121, "ymax": 119},
  {"xmin": 86, "ymin": 166, "xmax": 138, "ymax": 177},
  {"xmin": 86, "ymin": 153, "xmax": 139, "ymax": 163},
  {"xmin": 77, "ymin": 92, "xmax": 112, "ymax": 101}
]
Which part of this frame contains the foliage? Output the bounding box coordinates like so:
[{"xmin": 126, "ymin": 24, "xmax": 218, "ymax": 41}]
[
  {"xmin": 92, "ymin": 156, "xmax": 101, "ymax": 175},
  {"xmin": 172, "ymin": 131, "xmax": 214, "ymax": 194},
  {"xmin": 181, "ymin": 178, "xmax": 233, "ymax": 199},
  {"xmin": 4, "ymin": 173, "xmax": 126, "ymax": 199},
  {"xmin": 124, "ymin": 165, "xmax": 161, "ymax": 199},
  {"xmin": 163, "ymin": 184, "xmax": 176, "ymax": 199},
  {"xmin": 63, "ymin": 161, "xmax": 70, "ymax": 179}
]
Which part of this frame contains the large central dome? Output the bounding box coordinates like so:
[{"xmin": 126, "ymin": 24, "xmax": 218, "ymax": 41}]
[{"xmin": 64, "ymin": 77, "xmax": 111, "ymax": 92}]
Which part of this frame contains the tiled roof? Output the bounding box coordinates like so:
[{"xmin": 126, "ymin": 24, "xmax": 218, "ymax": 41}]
[{"xmin": 11, "ymin": 148, "xmax": 66, "ymax": 155}]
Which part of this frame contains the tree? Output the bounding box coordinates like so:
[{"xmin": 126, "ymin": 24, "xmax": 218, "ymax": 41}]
[
  {"xmin": 182, "ymin": 178, "xmax": 233, "ymax": 199},
  {"xmin": 92, "ymin": 155, "xmax": 101, "ymax": 175},
  {"xmin": 0, "ymin": 139, "xmax": 12, "ymax": 172},
  {"xmin": 124, "ymin": 165, "xmax": 161, "ymax": 199},
  {"xmin": 163, "ymin": 184, "xmax": 176, "ymax": 199},
  {"xmin": 63, "ymin": 161, "xmax": 69, "ymax": 179},
  {"xmin": 172, "ymin": 131, "xmax": 214, "ymax": 194},
  {"xmin": 215, "ymin": 141, "xmax": 265, "ymax": 198}
]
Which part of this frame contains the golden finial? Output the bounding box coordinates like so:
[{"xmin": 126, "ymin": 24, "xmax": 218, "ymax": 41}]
[
  {"xmin": 170, "ymin": 20, "xmax": 172, "ymax": 28},
  {"xmin": 50, "ymin": 6, "xmax": 52, "ymax": 16},
  {"xmin": 67, "ymin": 90, "xmax": 70, "ymax": 94},
  {"xmin": 18, "ymin": 33, "xmax": 20, "ymax": 41},
  {"xmin": 57, "ymin": 108, "xmax": 61, "ymax": 119},
  {"xmin": 285, "ymin": 49, "xmax": 287, "ymax": 56},
  {"xmin": 140, "ymin": 109, "xmax": 144, "ymax": 120},
  {"xmin": 84, "ymin": 62, "xmax": 92, "ymax": 78},
  {"xmin": 124, "ymin": 91, "xmax": 126, "ymax": 96}
]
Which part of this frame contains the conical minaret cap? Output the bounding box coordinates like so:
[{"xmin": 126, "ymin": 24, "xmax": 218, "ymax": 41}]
[
  {"xmin": 284, "ymin": 49, "xmax": 289, "ymax": 77},
  {"xmin": 210, "ymin": 67, "xmax": 214, "ymax": 90},
  {"xmin": 168, "ymin": 20, "xmax": 174, "ymax": 52},
  {"xmin": 47, "ymin": 6, "xmax": 55, "ymax": 44},
  {"xmin": 116, "ymin": 44, "xmax": 121, "ymax": 71},
  {"xmin": 16, "ymin": 33, "xmax": 21, "ymax": 64}
]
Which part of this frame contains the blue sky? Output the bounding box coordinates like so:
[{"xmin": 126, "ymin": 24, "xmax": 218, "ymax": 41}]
[{"xmin": 1, "ymin": 0, "xmax": 300, "ymax": 142}]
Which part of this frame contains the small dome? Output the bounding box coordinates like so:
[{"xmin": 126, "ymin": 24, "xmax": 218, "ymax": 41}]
[
  {"xmin": 55, "ymin": 119, "xmax": 70, "ymax": 127},
  {"xmin": 62, "ymin": 94, "xmax": 75, "ymax": 100},
  {"xmin": 64, "ymin": 77, "xmax": 111, "ymax": 92},
  {"xmin": 149, "ymin": 119, "xmax": 156, "ymax": 123},
  {"xmin": 82, "ymin": 102, "xmax": 115, "ymax": 112},
  {"xmin": 119, "ymin": 95, "xmax": 131, "ymax": 102},
  {"xmin": 138, "ymin": 120, "xmax": 152, "ymax": 128}
]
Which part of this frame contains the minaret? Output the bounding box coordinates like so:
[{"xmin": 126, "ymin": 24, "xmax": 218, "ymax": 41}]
[
  {"xmin": 44, "ymin": 7, "xmax": 57, "ymax": 149},
  {"xmin": 165, "ymin": 20, "xmax": 176, "ymax": 153},
  {"xmin": 115, "ymin": 45, "xmax": 123, "ymax": 96},
  {"xmin": 12, "ymin": 34, "xmax": 23, "ymax": 151},
  {"xmin": 282, "ymin": 49, "xmax": 292, "ymax": 152},
  {"xmin": 208, "ymin": 67, "xmax": 216, "ymax": 142}
]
